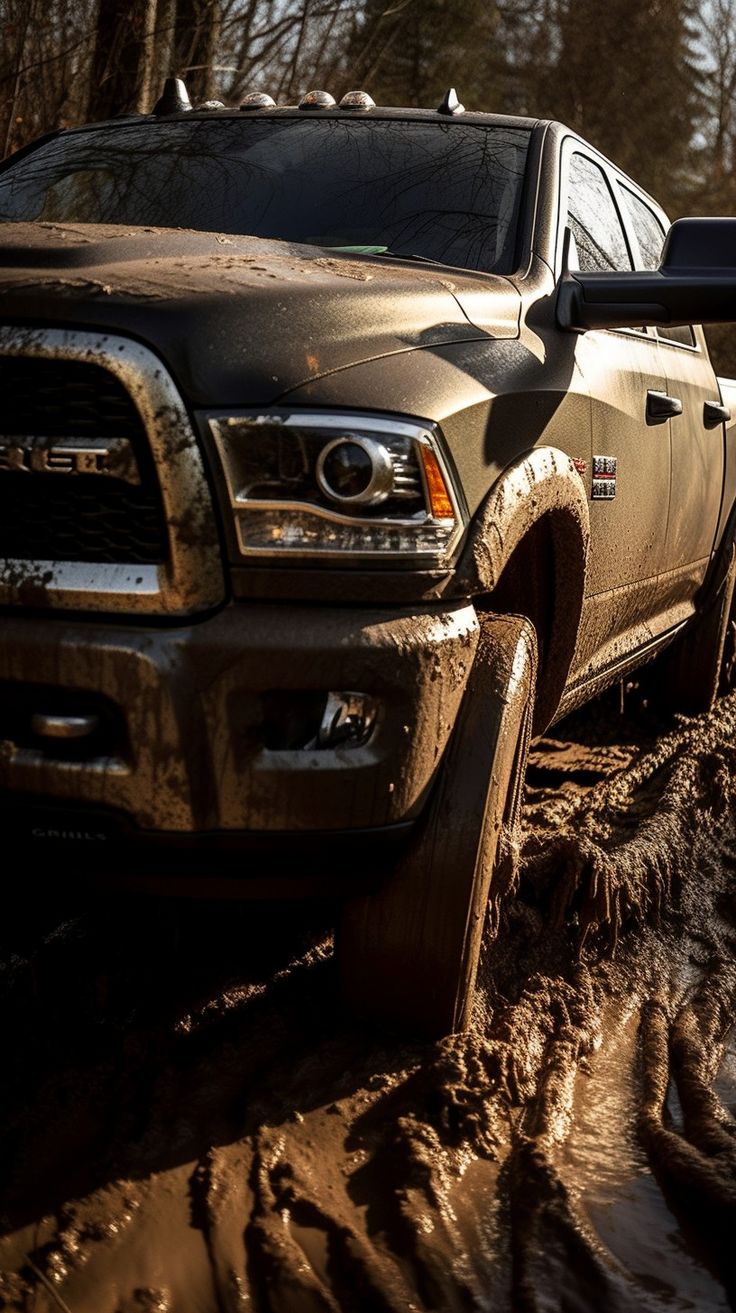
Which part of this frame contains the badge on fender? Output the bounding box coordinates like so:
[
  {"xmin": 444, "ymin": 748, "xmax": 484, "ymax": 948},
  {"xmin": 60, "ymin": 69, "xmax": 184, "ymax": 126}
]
[{"xmin": 592, "ymin": 454, "xmax": 617, "ymax": 500}]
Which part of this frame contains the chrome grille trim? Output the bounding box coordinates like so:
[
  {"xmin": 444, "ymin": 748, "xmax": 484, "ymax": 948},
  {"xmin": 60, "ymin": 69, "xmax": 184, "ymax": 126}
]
[{"xmin": 0, "ymin": 327, "xmax": 225, "ymax": 615}]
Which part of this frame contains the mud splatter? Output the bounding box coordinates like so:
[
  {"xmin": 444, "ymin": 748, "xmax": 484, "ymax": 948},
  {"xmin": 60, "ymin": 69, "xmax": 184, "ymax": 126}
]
[{"xmin": 1, "ymin": 686, "xmax": 735, "ymax": 1310}]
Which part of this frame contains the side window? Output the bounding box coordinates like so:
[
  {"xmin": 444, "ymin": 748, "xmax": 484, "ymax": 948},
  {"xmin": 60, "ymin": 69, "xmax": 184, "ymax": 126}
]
[
  {"xmin": 619, "ymin": 185, "xmax": 696, "ymax": 347},
  {"xmin": 566, "ymin": 153, "xmax": 632, "ymax": 273},
  {"xmin": 618, "ymin": 186, "xmax": 664, "ymax": 268}
]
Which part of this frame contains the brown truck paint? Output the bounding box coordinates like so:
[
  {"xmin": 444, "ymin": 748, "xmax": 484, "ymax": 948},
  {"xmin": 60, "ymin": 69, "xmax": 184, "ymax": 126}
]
[{"xmin": 0, "ymin": 103, "xmax": 734, "ymax": 869}]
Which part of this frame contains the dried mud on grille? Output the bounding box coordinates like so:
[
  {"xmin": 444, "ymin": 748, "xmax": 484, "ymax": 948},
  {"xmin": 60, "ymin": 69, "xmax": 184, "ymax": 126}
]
[
  {"xmin": 0, "ymin": 357, "xmax": 166, "ymax": 564},
  {"xmin": 0, "ymin": 689, "xmax": 735, "ymax": 1311}
]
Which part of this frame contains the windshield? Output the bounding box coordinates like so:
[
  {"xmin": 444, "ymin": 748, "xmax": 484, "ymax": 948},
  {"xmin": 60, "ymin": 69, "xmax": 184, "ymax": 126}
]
[{"xmin": 0, "ymin": 117, "xmax": 529, "ymax": 274}]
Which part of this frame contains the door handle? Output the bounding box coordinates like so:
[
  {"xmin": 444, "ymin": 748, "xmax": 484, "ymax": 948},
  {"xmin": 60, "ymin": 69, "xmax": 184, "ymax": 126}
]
[
  {"xmin": 647, "ymin": 390, "xmax": 683, "ymax": 423},
  {"xmin": 704, "ymin": 399, "xmax": 732, "ymax": 428}
]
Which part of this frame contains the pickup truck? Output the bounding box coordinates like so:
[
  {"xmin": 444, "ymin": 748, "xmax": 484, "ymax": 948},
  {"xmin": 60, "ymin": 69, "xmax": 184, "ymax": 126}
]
[{"xmin": 1, "ymin": 80, "xmax": 735, "ymax": 1035}]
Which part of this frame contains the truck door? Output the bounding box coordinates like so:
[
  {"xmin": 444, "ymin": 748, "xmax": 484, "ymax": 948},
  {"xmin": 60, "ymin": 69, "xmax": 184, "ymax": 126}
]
[
  {"xmin": 562, "ymin": 147, "xmax": 673, "ymax": 662},
  {"xmin": 617, "ymin": 183, "xmax": 724, "ymax": 607}
]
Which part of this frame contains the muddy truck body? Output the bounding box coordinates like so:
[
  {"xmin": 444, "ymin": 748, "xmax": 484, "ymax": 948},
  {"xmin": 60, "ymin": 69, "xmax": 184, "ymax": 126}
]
[{"xmin": 2, "ymin": 86, "xmax": 736, "ymax": 1034}]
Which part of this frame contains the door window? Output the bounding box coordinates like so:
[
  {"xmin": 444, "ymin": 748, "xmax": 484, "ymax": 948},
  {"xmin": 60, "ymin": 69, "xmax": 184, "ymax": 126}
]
[
  {"xmin": 619, "ymin": 185, "xmax": 696, "ymax": 347},
  {"xmin": 566, "ymin": 153, "xmax": 632, "ymax": 272}
]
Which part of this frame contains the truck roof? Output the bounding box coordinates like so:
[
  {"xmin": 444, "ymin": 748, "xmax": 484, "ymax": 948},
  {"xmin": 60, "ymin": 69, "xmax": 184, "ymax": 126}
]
[{"xmin": 66, "ymin": 105, "xmax": 545, "ymax": 135}]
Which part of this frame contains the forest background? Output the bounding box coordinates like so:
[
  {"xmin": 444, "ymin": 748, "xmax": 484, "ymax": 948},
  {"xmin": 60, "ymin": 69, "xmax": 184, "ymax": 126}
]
[{"xmin": 1, "ymin": 0, "xmax": 736, "ymax": 368}]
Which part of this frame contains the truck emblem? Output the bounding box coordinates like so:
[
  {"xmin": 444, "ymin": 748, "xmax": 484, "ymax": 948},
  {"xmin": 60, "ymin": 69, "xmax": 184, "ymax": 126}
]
[
  {"xmin": 0, "ymin": 436, "xmax": 141, "ymax": 485},
  {"xmin": 591, "ymin": 454, "xmax": 617, "ymax": 500}
]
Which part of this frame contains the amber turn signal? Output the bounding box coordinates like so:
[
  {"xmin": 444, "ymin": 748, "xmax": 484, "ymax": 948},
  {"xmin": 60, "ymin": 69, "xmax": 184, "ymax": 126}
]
[{"xmin": 419, "ymin": 444, "xmax": 455, "ymax": 519}]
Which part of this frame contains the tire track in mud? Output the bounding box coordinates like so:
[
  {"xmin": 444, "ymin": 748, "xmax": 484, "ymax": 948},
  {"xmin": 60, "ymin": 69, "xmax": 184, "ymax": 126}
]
[{"xmin": 1, "ymin": 690, "xmax": 736, "ymax": 1311}]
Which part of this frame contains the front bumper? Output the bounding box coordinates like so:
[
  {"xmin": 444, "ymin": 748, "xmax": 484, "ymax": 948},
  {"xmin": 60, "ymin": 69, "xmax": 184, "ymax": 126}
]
[{"xmin": 0, "ymin": 601, "xmax": 478, "ymax": 846}]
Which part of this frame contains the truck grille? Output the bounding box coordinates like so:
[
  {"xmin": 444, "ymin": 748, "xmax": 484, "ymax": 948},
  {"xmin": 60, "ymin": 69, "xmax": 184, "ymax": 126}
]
[
  {"xmin": 0, "ymin": 327, "xmax": 224, "ymax": 616},
  {"xmin": 0, "ymin": 357, "xmax": 167, "ymax": 564}
]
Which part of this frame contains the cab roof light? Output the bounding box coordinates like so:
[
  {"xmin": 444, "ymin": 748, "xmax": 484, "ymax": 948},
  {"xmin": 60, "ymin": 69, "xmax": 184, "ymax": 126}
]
[
  {"xmin": 240, "ymin": 92, "xmax": 277, "ymax": 110},
  {"xmin": 338, "ymin": 90, "xmax": 376, "ymax": 110},
  {"xmin": 195, "ymin": 98, "xmax": 225, "ymax": 111},
  {"xmin": 299, "ymin": 89, "xmax": 336, "ymax": 110},
  {"xmin": 437, "ymin": 87, "xmax": 464, "ymax": 116},
  {"xmin": 152, "ymin": 76, "xmax": 192, "ymax": 115}
]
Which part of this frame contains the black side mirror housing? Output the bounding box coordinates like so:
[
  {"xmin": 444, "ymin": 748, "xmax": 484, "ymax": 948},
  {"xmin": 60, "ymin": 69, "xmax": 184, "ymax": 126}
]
[{"xmin": 557, "ymin": 217, "xmax": 736, "ymax": 331}]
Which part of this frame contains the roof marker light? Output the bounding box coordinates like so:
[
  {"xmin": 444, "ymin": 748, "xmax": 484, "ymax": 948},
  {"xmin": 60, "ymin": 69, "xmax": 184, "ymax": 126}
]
[
  {"xmin": 299, "ymin": 90, "xmax": 336, "ymax": 110},
  {"xmin": 338, "ymin": 90, "xmax": 376, "ymax": 110},
  {"xmin": 195, "ymin": 99, "xmax": 225, "ymax": 111},
  {"xmin": 240, "ymin": 92, "xmax": 276, "ymax": 110},
  {"xmin": 437, "ymin": 87, "xmax": 465, "ymax": 116},
  {"xmin": 152, "ymin": 77, "xmax": 192, "ymax": 116}
]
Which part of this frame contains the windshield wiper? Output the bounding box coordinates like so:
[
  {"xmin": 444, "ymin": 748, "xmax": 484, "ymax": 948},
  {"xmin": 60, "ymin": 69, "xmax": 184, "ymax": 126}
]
[{"xmin": 325, "ymin": 244, "xmax": 449, "ymax": 267}]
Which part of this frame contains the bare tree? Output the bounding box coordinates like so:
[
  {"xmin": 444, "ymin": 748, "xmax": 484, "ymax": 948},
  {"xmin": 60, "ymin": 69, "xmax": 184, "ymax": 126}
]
[
  {"xmin": 87, "ymin": 0, "xmax": 158, "ymax": 120},
  {"xmin": 697, "ymin": 0, "xmax": 736, "ymax": 202},
  {"xmin": 0, "ymin": 0, "xmax": 98, "ymax": 154},
  {"xmin": 173, "ymin": 0, "xmax": 222, "ymax": 101},
  {"xmin": 215, "ymin": 2, "xmax": 363, "ymax": 105}
]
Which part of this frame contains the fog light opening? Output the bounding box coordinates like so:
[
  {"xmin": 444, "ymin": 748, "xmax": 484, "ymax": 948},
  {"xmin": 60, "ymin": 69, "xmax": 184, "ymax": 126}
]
[{"xmin": 317, "ymin": 692, "xmax": 378, "ymax": 748}]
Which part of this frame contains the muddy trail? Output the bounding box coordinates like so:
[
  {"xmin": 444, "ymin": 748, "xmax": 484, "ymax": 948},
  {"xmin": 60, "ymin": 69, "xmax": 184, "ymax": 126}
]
[{"xmin": 1, "ymin": 687, "xmax": 735, "ymax": 1312}]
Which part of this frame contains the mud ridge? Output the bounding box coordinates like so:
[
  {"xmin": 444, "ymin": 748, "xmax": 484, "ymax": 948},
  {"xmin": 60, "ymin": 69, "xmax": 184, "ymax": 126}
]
[{"xmin": 1, "ymin": 689, "xmax": 735, "ymax": 1310}]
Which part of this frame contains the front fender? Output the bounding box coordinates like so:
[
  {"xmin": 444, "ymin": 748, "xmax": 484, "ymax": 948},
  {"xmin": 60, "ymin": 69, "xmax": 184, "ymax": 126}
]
[{"xmin": 455, "ymin": 447, "xmax": 590, "ymax": 729}]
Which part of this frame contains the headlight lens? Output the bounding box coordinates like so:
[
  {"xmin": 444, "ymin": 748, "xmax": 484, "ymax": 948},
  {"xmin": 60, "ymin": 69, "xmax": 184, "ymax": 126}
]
[
  {"xmin": 316, "ymin": 436, "xmax": 394, "ymax": 506},
  {"xmin": 206, "ymin": 411, "xmax": 466, "ymax": 564}
]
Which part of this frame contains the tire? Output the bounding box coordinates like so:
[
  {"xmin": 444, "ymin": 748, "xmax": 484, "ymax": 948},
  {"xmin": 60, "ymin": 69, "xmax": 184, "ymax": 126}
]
[
  {"xmin": 654, "ymin": 542, "xmax": 736, "ymax": 715},
  {"xmin": 337, "ymin": 613, "xmax": 537, "ymax": 1038}
]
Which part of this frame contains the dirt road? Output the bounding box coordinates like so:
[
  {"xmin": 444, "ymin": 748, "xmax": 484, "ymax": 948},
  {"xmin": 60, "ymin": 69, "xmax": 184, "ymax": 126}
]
[{"xmin": 1, "ymin": 688, "xmax": 735, "ymax": 1312}]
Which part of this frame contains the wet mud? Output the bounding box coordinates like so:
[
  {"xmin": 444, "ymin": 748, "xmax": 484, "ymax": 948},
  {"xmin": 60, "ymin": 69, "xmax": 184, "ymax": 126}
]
[{"xmin": 1, "ymin": 687, "xmax": 735, "ymax": 1311}]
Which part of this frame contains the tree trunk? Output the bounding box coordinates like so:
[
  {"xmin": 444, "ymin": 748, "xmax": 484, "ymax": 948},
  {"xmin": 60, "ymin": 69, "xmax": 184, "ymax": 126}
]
[
  {"xmin": 2, "ymin": 0, "xmax": 34, "ymax": 156},
  {"xmin": 154, "ymin": 0, "xmax": 178, "ymax": 86},
  {"xmin": 87, "ymin": 0, "xmax": 159, "ymax": 121},
  {"xmin": 173, "ymin": 0, "xmax": 221, "ymax": 103}
]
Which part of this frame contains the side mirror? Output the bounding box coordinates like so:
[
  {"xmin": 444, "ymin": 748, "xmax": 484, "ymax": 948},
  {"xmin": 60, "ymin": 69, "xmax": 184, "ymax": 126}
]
[{"xmin": 557, "ymin": 217, "xmax": 736, "ymax": 331}]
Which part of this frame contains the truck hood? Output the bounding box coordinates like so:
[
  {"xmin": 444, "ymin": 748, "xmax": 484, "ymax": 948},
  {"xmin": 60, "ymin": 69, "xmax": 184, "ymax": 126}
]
[{"xmin": 0, "ymin": 223, "xmax": 519, "ymax": 406}]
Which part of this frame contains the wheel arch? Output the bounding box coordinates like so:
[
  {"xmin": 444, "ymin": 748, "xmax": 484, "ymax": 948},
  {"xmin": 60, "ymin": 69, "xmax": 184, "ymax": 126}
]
[{"xmin": 454, "ymin": 447, "xmax": 590, "ymax": 733}]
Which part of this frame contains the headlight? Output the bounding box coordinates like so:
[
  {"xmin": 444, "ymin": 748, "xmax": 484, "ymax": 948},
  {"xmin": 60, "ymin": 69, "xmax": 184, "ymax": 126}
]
[
  {"xmin": 206, "ymin": 410, "xmax": 466, "ymax": 564},
  {"xmin": 316, "ymin": 436, "xmax": 394, "ymax": 507}
]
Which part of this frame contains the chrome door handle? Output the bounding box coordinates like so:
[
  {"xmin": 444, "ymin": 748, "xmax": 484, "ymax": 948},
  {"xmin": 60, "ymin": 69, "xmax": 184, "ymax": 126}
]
[
  {"xmin": 647, "ymin": 390, "xmax": 683, "ymax": 423},
  {"xmin": 704, "ymin": 399, "xmax": 732, "ymax": 428}
]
